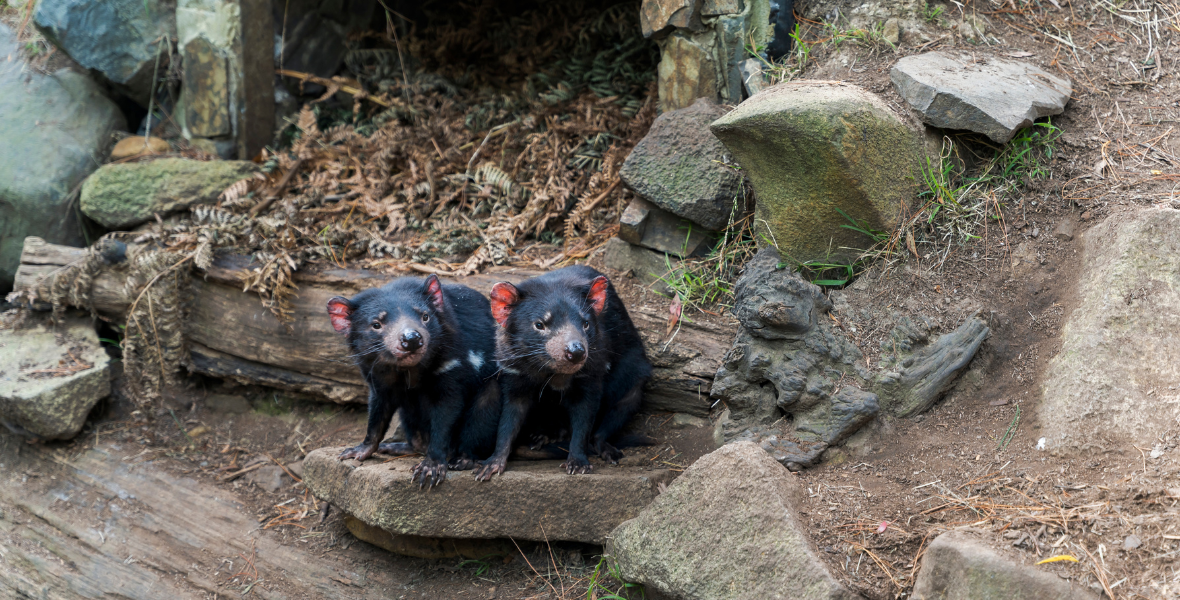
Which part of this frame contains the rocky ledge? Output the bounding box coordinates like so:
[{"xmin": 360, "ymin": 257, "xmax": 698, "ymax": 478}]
[{"xmin": 303, "ymin": 448, "xmax": 674, "ymax": 544}]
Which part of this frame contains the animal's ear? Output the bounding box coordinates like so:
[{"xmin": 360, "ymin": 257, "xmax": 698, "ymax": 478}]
[
  {"xmin": 423, "ymin": 274, "xmax": 445, "ymax": 312},
  {"xmin": 489, "ymin": 282, "xmax": 520, "ymax": 328},
  {"xmin": 587, "ymin": 276, "xmax": 609, "ymax": 316},
  {"xmin": 327, "ymin": 297, "xmax": 356, "ymax": 333}
]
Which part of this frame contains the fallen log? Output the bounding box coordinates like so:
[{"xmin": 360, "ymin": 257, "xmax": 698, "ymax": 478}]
[{"xmin": 13, "ymin": 237, "xmax": 728, "ymax": 413}]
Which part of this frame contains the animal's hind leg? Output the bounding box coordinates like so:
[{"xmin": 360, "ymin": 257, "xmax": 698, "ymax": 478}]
[
  {"xmin": 452, "ymin": 380, "xmax": 501, "ymax": 470},
  {"xmin": 590, "ymin": 383, "xmax": 644, "ymax": 463}
]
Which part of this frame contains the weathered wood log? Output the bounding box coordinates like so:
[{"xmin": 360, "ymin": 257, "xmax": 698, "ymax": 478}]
[
  {"xmin": 13, "ymin": 237, "xmax": 731, "ymax": 413},
  {"xmin": 13, "ymin": 236, "xmax": 134, "ymax": 317}
]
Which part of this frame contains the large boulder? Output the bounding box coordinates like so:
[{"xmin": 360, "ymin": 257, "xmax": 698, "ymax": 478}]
[
  {"xmin": 1039, "ymin": 209, "xmax": 1180, "ymax": 453},
  {"xmin": 303, "ymin": 448, "xmax": 673, "ymax": 544},
  {"xmin": 711, "ymin": 81, "xmax": 924, "ymax": 264},
  {"xmin": 891, "ymin": 52, "xmax": 1072, "ymax": 144},
  {"xmin": 620, "ymin": 98, "xmax": 743, "ymax": 231},
  {"xmin": 608, "ymin": 442, "xmax": 860, "ymax": 600},
  {"xmin": 0, "ymin": 314, "xmax": 111, "ymax": 440},
  {"xmin": 913, "ymin": 531, "xmax": 1100, "ymax": 600},
  {"xmin": 34, "ymin": 0, "xmax": 176, "ymax": 105},
  {"xmin": 80, "ymin": 158, "xmax": 259, "ymax": 229},
  {"xmin": 0, "ymin": 24, "xmax": 126, "ymax": 294}
]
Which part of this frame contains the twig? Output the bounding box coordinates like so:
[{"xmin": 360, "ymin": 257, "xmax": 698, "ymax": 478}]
[
  {"xmin": 265, "ymin": 452, "xmax": 303, "ymax": 483},
  {"xmin": 509, "ymin": 537, "xmax": 562, "ymax": 599},
  {"xmin": 277, "ymin": 69, "xmax": 393, "ymax": 107}
]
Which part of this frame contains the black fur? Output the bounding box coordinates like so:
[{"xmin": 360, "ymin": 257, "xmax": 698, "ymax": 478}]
[
  {"xmin": 475, "ymin": 265, "xmax": 651, "ymax": 479},
  {"xmin": 327, "ymin": 275, "xmax": 500, "ymax": 488}
]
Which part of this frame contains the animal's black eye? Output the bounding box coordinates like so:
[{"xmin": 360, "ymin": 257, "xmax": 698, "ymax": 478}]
[
  {"xmin": 371, "ymin": 321, "xmax": 382, "ymax": 330},
  {"xmin": 582, "ymin": 320, "xmax": 590, "ymax": 330},
  {"xmin": 534, "ymin": 321, "xmax": 545, "ymax": 331},
  {"xmin": 421, "ymin": 313, "xmax": 430, "ymax": 323}
]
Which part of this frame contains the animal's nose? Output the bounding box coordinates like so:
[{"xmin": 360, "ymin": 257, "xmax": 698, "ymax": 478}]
[
  {"xmin": 564, "ymin": 341, "xmax": 586, "ymax": 363},
  {"xmin": 400, "ymin": 329, "xmax": 423, "ymax": 351}
]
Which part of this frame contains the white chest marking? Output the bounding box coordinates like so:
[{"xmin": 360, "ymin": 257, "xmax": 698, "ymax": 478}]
[
  {"xmin": 435, "ymin": 359, "xmax": 461, "ymax": 375},
  {"xmin": 468, "ymin": 350, "xmax": 484, "ymax": 371}
]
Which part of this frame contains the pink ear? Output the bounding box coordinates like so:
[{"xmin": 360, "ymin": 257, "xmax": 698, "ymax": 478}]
[
  {"xmin": 587, "ymin": 276, "xmax": 609, "ymax": 315},
  {"xmin": 424, "ymin": 274, "xmax": 445, "ymax": 312},
  {"xmin": 327, "ymin": 297, "xmax": 354, "ymax": 333},
  {"xmin": 489, "ymin": 282, "xmax": 519, "ymax": 328}
]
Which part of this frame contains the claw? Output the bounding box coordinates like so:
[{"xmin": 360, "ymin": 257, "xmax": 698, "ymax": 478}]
[
  {"xmin": 411, "ymin": 458, "xmax": 447, "ymax": 490},
  {"xmin": 474, "ymin": 457, "xmax": 507, "ymax": 481},
  {"xmin": 561, "ymin": 457, "xmax": 592, "ymax": 475},
  {"xmin": 338, "ymin": 443, "xmax": 376, "ymax": 462}
]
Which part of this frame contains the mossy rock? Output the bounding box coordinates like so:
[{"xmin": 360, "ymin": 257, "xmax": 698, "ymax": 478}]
[
  {"xmin": 710, "ymin": 81, "xmax": 924, "ymax": 264},
  {"xmin": 80, "ymin": 158, "xmax": 259, "ymax": 229}
]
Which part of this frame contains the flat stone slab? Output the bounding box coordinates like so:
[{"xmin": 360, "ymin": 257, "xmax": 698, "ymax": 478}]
[
  {"xmin": 1039, "ymin": 209, "xmax": 1180, "ymax": 453},
  {"xmin": 303, "ymin": 448, "xmax": 673, "ymax": 544},
  {"xmin": 0, "ymin": 314, "xmax": 111, "ymax": 440},
  {"xmin": 891, "ymin": 51, "xmax": 1071, "ymax": 143},
  {"xmin": 914, "ymin": 530, "xmax": 1099, "ymax": 600}
]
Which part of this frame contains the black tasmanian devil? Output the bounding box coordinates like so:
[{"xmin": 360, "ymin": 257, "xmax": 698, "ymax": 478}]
[
  {"xmin": 474, "ymin": 265, "xmax": 651, "ymax": 479},
  {"xmin": 327, "ymin": 274, "xmax": 500, "ymax": 488}
]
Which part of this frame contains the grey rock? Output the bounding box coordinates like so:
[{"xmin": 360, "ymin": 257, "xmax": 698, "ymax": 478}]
[
  {"xmin": 737, "ymin": 58, "xmax": 766, "ymax": 96},
  {"xmin": 603, "ymin": 237, "xmax": 676, "ymax": 296},
  {"xmin": 80, "ymin": 158, "xmax": 260, "ymax": 229},
  {"xmin": 34, "ymin": 0, "xmax": 176, "ymax": 105},
  {"xmin": 883, "ymin": 18, "xmax": 901, "ymax": 45},
  {"xmin": 913, "ymin": 530, "xmax": 1100, "ymax": 600},
  {"xmin": 1124, "ymin": 534, "xmax": 1142, "ymax": 550},
  {"xmin": 285, "ymin": 459, "xmax": 304, "ymax": 479},
  {"xmin": 711, "ymin": 82, "xmax": 925, "ymax": 264},
  {"xmin": 618, "ymin": 196, "xmax": 714, "ymax": 257},
  {"xmin": 712, "ymin": 249, "xmax": 877, "ymax": 469},
  {"xmin": 621, "ymin": 98, "xmax": 743, "ymax": 231},
  {"xmin": 303, "ymin": 448, "xmax": 672, "ymax": 544},
  {"xmin": 0, "ymin": 314, "xmax": 111, "ymax": 440},
  {"xmin": 1052, "ymin": 218, "xmax": 1076, "ymax": 241},
  {"xmin": 1039, "ymin": 209, "xmax": 1180, "ymax": 453},
  {"xmin": 658, "ymin": 30, "xmax": 719, "ymax": 112},
  {"xmin": 891, "ymin": 52, "xmax": 1072, "ymax": 143},
  {"xmin": 0, "ymin": 24, "xmax": 126, "ymax": 294},
  {"xmin": 798, "ymin": 0, "xmax": 924, "ymax": 31},
  {"xmin": 875, "ymin": 315, "xmax": 989, "ymax": 418},
  {"xmin": 245, "ymin": 465, "xmax": 290, "ymax": 493},
  {"xmin": 608, "ymin": 442, "xmax": 861, "ymax": 600},
  {"xmin": 640, "ymin": 0, "xmax": 701, "ymax": 38}
]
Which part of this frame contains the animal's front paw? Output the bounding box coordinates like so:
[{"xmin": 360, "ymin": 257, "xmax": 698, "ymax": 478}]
[
  {"xmin": 338, "ymin": 443, "xmax": 377, "ymax": 462},
  {"xmin": 474, "ymin": 457, "xmax": 507, "ymax": 481},
  {"xmin": 561, "ymin": 455, "xmax": 592, "ymax": 475},
  {"xmin": 411, "ymin": 457, "xmax": 447, "ymax": 489}
]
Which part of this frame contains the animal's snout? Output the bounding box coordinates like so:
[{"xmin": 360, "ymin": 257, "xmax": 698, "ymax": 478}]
[
  {"xmin": 564, "ymin": 341, "xmax": 586, "ymax": 363},
  {"xmin": 400, "ymin": 329, "xmax": 423, "ymax": 351}
]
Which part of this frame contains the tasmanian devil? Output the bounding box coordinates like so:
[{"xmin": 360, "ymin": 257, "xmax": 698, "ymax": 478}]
[
  {"xmin": 327, "ymin": 274, "xmax": 500, "ymax": 488},
  {"xmin": 474, "ymin": 265, "xmax": 651, "ymax": 479}
]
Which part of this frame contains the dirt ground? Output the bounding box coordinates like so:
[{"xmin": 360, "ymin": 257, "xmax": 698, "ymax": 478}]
[
  {"xmin": 781, "ymin": 2, "xmax": 1180, "ymax": 599},
  {"xmin": 4, "ymin": 1, "xmax": 1180, "ymax": 599}
]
